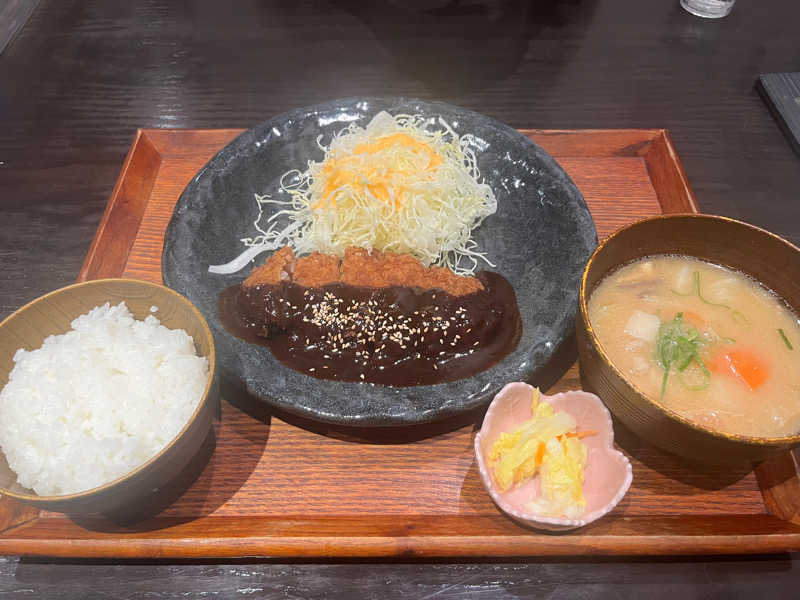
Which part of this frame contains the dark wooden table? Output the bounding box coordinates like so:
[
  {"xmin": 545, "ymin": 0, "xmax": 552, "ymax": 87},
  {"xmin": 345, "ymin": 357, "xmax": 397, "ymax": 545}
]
[{"xmin": 1, "ymin": 0, "xmax": 799, "ymax": 596}]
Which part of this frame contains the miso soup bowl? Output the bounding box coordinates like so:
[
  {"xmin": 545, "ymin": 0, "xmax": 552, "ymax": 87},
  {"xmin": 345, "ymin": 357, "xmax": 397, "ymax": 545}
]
[
  {"xmin": 577, "ymin": 214, "xmax": 800, "ymax": 464},
  {"xmin": 0, "ymin": 278, "xmax": 217, "ymax": 515}
]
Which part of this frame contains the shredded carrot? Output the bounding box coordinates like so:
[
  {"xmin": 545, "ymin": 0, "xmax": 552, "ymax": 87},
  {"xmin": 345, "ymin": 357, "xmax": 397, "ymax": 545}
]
[
  {"xmin": 709, "ymin": 349, "xmax": 769, "ymax": 391},
  {"xmin": 535, "ymin": 442, "xmax": 545, "ymax": 466},
  {"xmin": 558, "ymin": 430, "xmax": 597, "ymax": 440}
]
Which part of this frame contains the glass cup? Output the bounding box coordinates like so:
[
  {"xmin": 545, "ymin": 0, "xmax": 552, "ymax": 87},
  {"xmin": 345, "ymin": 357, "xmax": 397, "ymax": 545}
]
[{"xmin": 680, "ymin": 0, "xmax": 736, "ymax": 18}]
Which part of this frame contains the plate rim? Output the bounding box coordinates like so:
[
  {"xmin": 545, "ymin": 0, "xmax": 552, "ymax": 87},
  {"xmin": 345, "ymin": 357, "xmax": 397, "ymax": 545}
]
[{"xmin": 162, "ymin": 96, "xmax": 597, "ymax": 427}]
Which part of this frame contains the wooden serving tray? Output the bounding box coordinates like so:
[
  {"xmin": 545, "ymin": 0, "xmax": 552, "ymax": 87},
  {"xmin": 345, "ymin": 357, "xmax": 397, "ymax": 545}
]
[{"xmin": 2, "ymin": 128, "xmax": 799, "ymax": 558}]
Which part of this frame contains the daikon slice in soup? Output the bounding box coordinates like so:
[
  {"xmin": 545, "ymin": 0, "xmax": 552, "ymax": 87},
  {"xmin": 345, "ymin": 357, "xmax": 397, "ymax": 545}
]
[{"xmin": 587, "ymin": 255, "xmax": 800, "ymax": 438}]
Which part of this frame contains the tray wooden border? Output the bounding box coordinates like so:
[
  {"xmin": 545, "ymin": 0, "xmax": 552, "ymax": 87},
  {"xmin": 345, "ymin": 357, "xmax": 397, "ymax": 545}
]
[{"xmin": 2, "ymin": 128, "xmax": 799, "ymax": 559}]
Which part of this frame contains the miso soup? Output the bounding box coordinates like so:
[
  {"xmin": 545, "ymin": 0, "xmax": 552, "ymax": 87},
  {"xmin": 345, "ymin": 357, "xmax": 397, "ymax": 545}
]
[{"xmin": 588, "ymin": 255, "xmax": 800, "ymax": 438}]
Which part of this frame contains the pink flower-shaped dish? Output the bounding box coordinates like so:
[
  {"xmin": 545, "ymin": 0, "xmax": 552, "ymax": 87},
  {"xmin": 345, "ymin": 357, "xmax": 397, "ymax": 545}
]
[{"xmin": 474, "ymin": 383, "xmax": 633, "ymax": 531}]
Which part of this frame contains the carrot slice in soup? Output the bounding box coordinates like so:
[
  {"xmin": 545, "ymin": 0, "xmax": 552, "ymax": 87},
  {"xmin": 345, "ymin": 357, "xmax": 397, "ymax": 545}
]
[
  {"xmin": 675, "ymin": 310, "xmax": 705, "ymax": 329},
  {"xmin": 709, "ymin": 350, "xmax": 768, "ymax": 391}
]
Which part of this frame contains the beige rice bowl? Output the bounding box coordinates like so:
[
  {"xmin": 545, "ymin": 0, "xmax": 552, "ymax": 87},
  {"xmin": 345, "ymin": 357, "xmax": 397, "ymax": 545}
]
[{"xmin": 0, "ymin": 302, "xmax": 209, "ymax": 496}]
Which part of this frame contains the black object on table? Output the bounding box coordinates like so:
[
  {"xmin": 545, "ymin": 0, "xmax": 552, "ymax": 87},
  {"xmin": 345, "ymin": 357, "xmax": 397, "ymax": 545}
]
[{"xmin": 758, "ymin": 72, "xmax": 800, "ymax": 158}]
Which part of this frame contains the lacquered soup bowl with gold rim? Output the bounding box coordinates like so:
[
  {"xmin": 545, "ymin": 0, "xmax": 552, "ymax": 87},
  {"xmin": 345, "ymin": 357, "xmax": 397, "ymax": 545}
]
[{"xmin": 576, "ymin": 214, "xmax": 800, "ymax": 464}]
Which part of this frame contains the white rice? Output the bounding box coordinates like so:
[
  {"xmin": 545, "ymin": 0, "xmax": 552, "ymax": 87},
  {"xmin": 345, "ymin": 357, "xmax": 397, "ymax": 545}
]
[{"xmin": 0, "ymin": 302, "xmax": 209, "ymax": 496}]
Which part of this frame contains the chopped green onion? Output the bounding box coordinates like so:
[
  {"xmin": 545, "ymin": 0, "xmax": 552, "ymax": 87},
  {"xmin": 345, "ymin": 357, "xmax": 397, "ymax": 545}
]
[
  {"xmin": 694, "ymin": 273, "xmax": 731, "ymax": 308},
  {"xmin": 779, "ymin": 328, "xmax": 794, "ymax": 350},
  {"xmin": 671, "ymin": 271, "xmax": 731, "ymax": 309},
  {"xmin": 671, "ymin": 281, "xmax": 693, "ymax": 297},
  {"xmin": 678, "ymin": 360, "xmax": 711, "ymax": 391},
  {"xmin": 655, "ymin": 312, "xmax": 709, "ymax": 400},
  {"xmin": 731, "ymin": 310, "xmax": 749, "ymax": 327}
]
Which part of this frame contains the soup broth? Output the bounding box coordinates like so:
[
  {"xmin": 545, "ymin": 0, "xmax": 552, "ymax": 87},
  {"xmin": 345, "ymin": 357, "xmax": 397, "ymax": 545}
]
[{"xmin": 588, "ymin": 255, "xmax": 800, "ymax": 438}]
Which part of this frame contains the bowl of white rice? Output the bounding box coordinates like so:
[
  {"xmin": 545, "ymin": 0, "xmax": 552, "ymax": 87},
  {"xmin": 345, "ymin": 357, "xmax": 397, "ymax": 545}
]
[{"xmin": 0, "ymin": 278, "xmax": 216, "ymax": 514}]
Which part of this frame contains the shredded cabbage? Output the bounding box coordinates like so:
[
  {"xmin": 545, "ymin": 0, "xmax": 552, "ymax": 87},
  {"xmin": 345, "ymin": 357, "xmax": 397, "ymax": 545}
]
[
  {"xmin": 209, "ymin": 111, "xmax": 497, "ymax": 275},
  {"xmin": 489, "ymin": 388, "xmax": 590, "ymax": 520}
]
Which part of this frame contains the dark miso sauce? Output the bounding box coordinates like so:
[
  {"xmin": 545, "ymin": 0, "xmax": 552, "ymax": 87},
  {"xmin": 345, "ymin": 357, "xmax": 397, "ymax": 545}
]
[{"xmin": 218, "ymin": 272, "xmax": 521, "ymax": 386}]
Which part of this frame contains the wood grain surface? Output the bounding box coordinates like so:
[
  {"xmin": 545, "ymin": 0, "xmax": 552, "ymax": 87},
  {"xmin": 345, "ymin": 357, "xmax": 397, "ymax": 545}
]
[
  {"xmin": 2, "ymin": 0, "xmax": 800, "ymax": 595},
  {"xmin": 4, "ymin": 128, "xmax": 797, "ymax": 560}
]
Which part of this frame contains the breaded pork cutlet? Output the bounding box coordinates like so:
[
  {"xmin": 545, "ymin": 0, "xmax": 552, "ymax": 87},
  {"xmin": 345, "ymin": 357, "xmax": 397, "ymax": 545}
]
[
  {"xmin": 292, "ymin": 252, "xmax": 341, "ymax": 288},
  {"xmin": 242, "ymin": 246, "xmax": 483, "ymax": 296},
  {"xmin": 231, "ymin": 245, "xmax": 521, "ymax": 386},
  {"xmin": 242, "ymin": 245, "xmax": 295, "ymax": 287},
  {"xmin": 338, "ymin": 247, "xmax": 483, "ymax": 296}
]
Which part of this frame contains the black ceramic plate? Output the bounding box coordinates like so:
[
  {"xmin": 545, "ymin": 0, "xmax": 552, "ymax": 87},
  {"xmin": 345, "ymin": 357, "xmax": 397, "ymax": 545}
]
[{"xmin": 163, "ymin": 98, "xmax": 596, "ymax": 426}]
